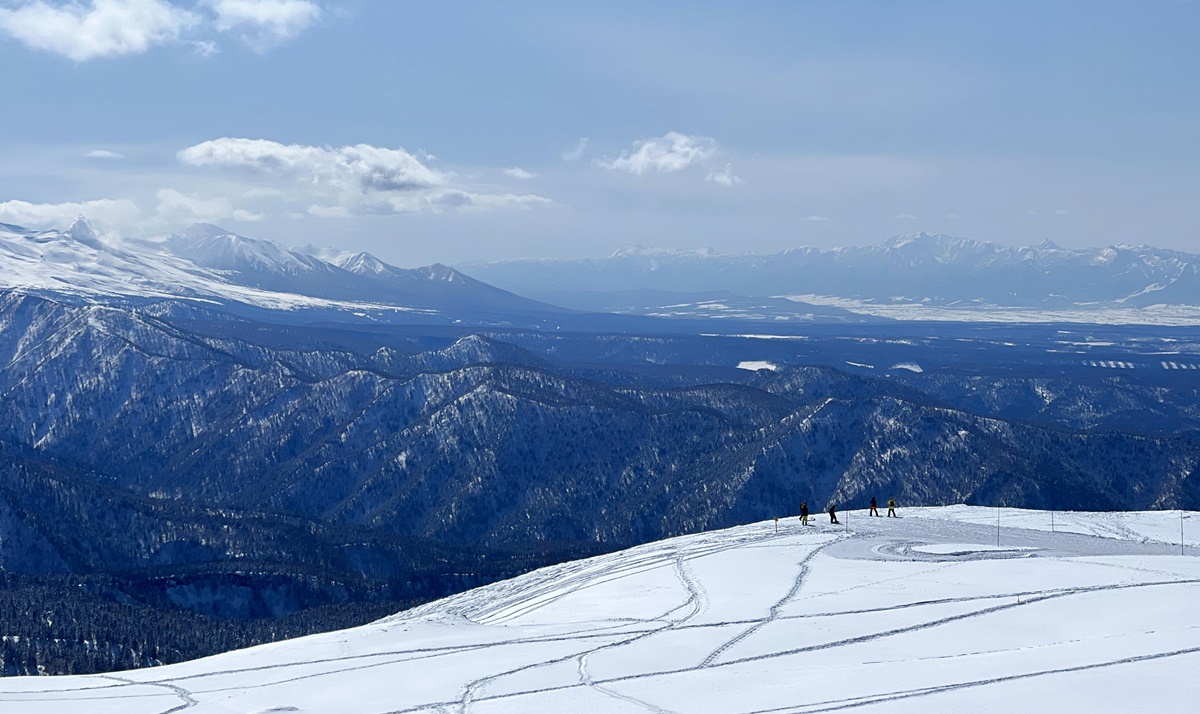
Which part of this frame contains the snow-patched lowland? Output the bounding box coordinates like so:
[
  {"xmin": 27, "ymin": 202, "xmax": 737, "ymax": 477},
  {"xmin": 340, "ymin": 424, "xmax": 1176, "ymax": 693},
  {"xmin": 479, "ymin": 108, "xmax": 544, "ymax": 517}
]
[{"xmin": 2, "ymin": 507, "xmax": 1198, "ymax": 713}]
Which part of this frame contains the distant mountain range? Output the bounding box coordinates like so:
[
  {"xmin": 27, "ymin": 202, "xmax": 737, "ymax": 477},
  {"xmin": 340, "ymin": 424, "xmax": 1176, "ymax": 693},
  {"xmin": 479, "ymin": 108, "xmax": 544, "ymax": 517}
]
[
  {"xmin": 0, "ymin": 218, "xmax": 564, "ymax": 327},
  {"xmin": 0, "ymin": 218, "xmax": 879, "ymax": 328},
  {"xmin": 458, "ymin": 233, "xmax": 1200, "ymax": 308},
  {"xmin": 4, "ymin": 220, "xmax": 1200, "ymax": 675}
]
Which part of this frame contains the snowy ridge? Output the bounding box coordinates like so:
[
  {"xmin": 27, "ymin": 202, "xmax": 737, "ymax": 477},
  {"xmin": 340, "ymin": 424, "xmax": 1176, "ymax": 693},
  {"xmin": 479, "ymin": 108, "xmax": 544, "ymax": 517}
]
[
  {"xmin": 4, "ymin": 506, "xmax": 1197, "ymax": 712},
  {"xmin": 0, "ymin": 219, "xmax": 557, "ymax": 325},
  {"xmin": 460, "ymin": 232, "xmax": 1200, "ymax": 312}
]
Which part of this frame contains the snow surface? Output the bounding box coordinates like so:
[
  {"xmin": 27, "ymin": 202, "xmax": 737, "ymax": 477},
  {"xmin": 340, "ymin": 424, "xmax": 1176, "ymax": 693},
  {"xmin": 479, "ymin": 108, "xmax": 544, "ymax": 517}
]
[
  {"xmin": 2, "ymin": 506, "xmax": 1199, "ymax": 713},
  {"xmin": 0, "ymin": 221, "xmax": 435, "ymax": 316},
  {"xmin": 787, "ymin": 294, "xmax": 1200, "ymax": 326},
  {"xmin": 736, "ymin": 361, "xmax": 778, "ymax": 372}
]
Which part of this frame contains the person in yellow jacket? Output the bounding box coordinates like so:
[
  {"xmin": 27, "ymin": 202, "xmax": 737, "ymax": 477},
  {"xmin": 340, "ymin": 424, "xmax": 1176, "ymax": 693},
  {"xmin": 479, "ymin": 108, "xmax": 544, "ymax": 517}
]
[
  {"xmin": 887, "ymin": 498, "xmax": 897, "ymax": 517},
  {"xmin": 800, "ymin": 501, "xmax": 810, "ymax": 526}
]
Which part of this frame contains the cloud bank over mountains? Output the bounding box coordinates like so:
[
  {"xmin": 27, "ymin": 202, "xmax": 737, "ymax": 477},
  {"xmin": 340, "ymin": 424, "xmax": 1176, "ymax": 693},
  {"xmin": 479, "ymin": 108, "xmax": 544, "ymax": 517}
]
[
  {"xmin": 0, "ymin": 0, "xmax": 322, "ymax": 60},
  {"xmin": 0, "ymin": 130, "xmax": 751, "ymax": 240},
  {"xmin": 0, "ymin": 134, "xmax": 561, "ymax": 235}
]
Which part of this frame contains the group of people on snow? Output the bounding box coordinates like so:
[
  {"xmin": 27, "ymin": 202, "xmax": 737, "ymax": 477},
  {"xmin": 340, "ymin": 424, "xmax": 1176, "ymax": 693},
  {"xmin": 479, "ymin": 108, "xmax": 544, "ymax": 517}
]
[{"xmin": 798, "ymin": 496, "xmax": 895, "ymax": 526}]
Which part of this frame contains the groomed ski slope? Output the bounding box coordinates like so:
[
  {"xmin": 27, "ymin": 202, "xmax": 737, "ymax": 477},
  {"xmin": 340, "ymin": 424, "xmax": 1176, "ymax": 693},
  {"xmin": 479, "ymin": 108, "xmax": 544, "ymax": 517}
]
[{"xmin": 3, "ymin": 506, "xmax": 1198, "ymax": 713}]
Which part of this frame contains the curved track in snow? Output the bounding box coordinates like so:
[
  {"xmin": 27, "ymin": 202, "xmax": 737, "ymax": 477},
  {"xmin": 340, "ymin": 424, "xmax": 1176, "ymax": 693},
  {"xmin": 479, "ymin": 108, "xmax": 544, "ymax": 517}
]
[{"xmin": 1, "ymin": 506, "xmax": 1198, "ymax": 713}]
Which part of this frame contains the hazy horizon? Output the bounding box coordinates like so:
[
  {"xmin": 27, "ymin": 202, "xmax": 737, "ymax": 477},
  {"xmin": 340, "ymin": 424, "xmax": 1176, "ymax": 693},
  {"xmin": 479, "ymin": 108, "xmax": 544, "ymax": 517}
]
[{"xmin": 2, "ymin": 1, "xmax": 1197, "ymax": 266}]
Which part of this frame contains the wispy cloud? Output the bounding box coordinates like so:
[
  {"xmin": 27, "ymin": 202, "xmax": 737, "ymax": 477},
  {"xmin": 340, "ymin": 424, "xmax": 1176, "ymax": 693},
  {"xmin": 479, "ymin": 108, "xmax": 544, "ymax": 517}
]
[
  {"xmin": 705, "ymin": 163, "xmax": 742, "ymax": 186},
  {"xmin": 562, "ymin": 138, "xmax": 590, "ymax": 162},
  {"xmin": 894, "ymin": 212, "xmax": 917, "ymax": 220},
  {"xmin": 0, "ymin": 197, "xmax": 140, "ymax": 232},
  {"xmin": 84, "ymin": 148, "xmax": 126, "ymax": 160},
  {"xmin": 156, "ymin": 188, "xmax": 262, "ymax": 224},
  {"xmin": 208, "ymin": 0, "xmax": 320, "ymax": 51},
  {"xmin": 503, "ymin": 167, "xmax": 535, "ymax": 180},
  {"xmin": 802, "ymin": 215, "xmax": 831, "ymax": 222},
  {"xmin": 946, "ymin": 212, "xmax": 961, "ymax": 219},
  {"xmin": 1054, "ymin": 208, "xmax": 1070, "ymax": 216}
]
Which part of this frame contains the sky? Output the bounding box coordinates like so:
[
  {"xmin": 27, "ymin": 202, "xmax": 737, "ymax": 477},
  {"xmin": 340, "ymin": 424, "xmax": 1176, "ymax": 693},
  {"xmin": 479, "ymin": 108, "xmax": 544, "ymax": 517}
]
[{"xmin": 0, "ymin": 0, "xmax": 1197, "ymax": 266}]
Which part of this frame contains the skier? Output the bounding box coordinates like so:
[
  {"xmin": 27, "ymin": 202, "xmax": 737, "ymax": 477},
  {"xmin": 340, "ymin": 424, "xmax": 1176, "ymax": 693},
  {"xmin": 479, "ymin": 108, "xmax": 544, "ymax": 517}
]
[
  {"xmin": 869, "ymin": 496, "xmax": 879, "ymax": 517},
  {"xmin": 887, "ymin": 498, "xmax": 897, "ymax": 517},
  {"xmin": 828, "ymin": 504, "xmax": 840, "ymax": 525},
  {"xmin": 800, "ymin": 501, "xmax": 810, "ymax": 526}
]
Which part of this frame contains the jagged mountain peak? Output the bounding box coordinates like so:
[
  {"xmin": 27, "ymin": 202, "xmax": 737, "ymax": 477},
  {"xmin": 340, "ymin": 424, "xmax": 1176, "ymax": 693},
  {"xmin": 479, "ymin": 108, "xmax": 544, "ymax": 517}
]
[
  {"xmin": 164, "ymin": 224, "xmax": 323, "ymax": 275},
  {"xmin": 881, "ymin": 232, "xmax": 987, "ymax": 252},
  {"xmin": 413, "ymin": 263, "xmax": 466, "ymax": 282}
]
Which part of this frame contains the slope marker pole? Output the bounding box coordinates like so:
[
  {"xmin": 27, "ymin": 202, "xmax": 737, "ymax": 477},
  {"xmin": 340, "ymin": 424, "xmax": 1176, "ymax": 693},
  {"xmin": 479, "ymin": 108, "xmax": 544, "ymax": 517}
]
[
  {"xmin": 1183, "ymin": 510, "xmax": 1187, "ymax": 557},
  {"xmin": 996, "ymin": 507, "xmax": 1001, "ymax": 547}
]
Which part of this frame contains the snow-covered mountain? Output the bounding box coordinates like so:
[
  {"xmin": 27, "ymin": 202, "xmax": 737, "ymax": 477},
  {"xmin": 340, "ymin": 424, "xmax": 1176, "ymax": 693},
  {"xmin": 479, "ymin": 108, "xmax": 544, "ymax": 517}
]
[
  {"xmin": 0, "ymin": 218, "xmax": 564, "ymax": 325},
  {"xmin": 4, "ymin": 506, "xmax": 1196, "ymax": 712},
  {"xmin": 459, "ymin": 233, "xmax": 1200, "ymax": 308}
]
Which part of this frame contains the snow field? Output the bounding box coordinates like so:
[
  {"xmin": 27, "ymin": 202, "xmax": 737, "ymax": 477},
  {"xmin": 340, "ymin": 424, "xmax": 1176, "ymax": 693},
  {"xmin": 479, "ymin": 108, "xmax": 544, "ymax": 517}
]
[{"xmin": 1, "ymin": 507, "xmax": 1198, "ymax": 713}]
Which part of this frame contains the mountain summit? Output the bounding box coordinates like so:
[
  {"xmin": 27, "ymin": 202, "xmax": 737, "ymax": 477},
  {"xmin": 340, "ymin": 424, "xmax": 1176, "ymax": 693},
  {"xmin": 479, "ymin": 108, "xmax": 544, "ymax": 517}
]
[{"xmin": 0, "ymin": 220, "xmax": 561, "ymax": 325}]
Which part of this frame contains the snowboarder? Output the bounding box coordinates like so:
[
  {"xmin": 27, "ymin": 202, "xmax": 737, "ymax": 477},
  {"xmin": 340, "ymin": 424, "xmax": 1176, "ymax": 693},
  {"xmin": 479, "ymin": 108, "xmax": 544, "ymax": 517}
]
[
  {"xmin": 828, "ymin": 504, "xmax": 840, "ymax": 525},
  {"xmin": 800, "ymin": 501, "xmax": 810, "ymax": 526},
  {"xmin": 869, "ymin": 496, "xmax": 879, "ymax": 517},
  {"xmin": 887, "ymin": 498, "xmax": 897, "ymax": 517}
]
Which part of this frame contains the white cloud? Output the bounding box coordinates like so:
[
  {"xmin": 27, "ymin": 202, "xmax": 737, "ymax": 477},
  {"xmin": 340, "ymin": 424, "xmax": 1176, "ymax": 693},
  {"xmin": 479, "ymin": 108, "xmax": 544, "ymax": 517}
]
[
  {"xmin": 1026, "ymin": 209, "xmax": 1039, "ymax": 216},
  {"xmin": 84, "ymin": 148, "xmax": 125, "ymax": 159},
  {"xmin": 894, "ymin": 212, "xmax": 917, "ymax": 220},
  {"xmin": 311, "ymin": 190, "xmax": 550, "ymax": 217},
  {"xmin": 179, "ymin": 137, "xmax": 446, "ymax": 190},
  {"xmin": 562, "ymin": 138, "xmax": 590, "ymax": 162},
  {"xmin": 156, "ymin": 188, "xmax": 263, "ymax": 223},
  {"xmin": 208, "ymin": 0, "xmax": 320, "ymax": 50},
  {"xmin": 0, "ymin": 0, "xmax": 323, "ymax": 61},
  {"xmin": 705, "ymin": 163, "xmax": 741, "ymax": 187},
  {"xmin": 947, "ymin": 212, "xmax": 961, "ymax": 219},
  {"xmin": 1054, "ymin": 208, "xmax": 1070, "ymax": 216},
  {"xmin": 0, "ymin": 0, "xmax": 198, "ymax": 61},
  {"xmin": 179, "ymin": 137, "xmax": 550, "ymax": 217},
  {"xmin": 602, "ymin": 132, "xmax": 719, "ymax": 175},
  {"xmin": 801, "ymin": 215, "xmax": 831, "ymax": 222},
  {"xmin": 503, "ymin": 167, "xmax": 535, "ymax": 180},
  {"xmin": 0, "ymin": 197, "xmax": 140, "ymax": 231}
]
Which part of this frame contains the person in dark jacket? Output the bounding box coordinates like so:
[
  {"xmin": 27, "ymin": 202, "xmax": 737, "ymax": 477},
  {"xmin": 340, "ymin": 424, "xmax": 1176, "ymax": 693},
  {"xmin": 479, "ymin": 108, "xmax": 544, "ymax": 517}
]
[
  {"xmin": 828, "ymin": 504, "xmax": 840, "ymax": 525},
  {"xmin": 869, "ymin": 496, "xmax": 879, "ymax": 517},
  {"xmin": 887, "ymin": 498, "xmax": 897, "ymax": 517},
  {"xmin": 800, "ymin": 501, "xmax": 810, "ymax": 526}
]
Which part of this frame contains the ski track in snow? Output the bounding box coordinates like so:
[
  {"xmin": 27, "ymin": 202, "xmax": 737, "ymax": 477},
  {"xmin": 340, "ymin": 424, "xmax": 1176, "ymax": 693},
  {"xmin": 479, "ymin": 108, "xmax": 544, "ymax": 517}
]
[{"xmin": 2, "ymin": 507, "xmax": 1199, "ymax": 713}]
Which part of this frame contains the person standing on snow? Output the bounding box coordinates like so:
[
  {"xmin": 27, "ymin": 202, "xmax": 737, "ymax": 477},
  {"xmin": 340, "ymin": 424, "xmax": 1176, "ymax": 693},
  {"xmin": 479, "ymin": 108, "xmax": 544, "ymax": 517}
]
[
  {"xmin": 828, "ymin": 504, "xmax": 840, "ymax": 525},
  {"xmin": 869, "ymin": 496, "xmax": 879, "ymax": 517},
  {"xmin": 800, "ymin": 501, "xmax": 810, "ymax": 526},
  {"xmin": 887, "ymin": 498, "xmax": 897, "ymax": 517}
]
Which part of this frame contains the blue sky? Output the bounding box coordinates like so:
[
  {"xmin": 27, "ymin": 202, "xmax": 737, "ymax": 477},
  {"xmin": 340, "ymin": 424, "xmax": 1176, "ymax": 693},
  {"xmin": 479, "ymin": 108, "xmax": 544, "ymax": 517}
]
[{"xmin": 1, "ymin": 1, "xmax": 1197, "ymax": 265}]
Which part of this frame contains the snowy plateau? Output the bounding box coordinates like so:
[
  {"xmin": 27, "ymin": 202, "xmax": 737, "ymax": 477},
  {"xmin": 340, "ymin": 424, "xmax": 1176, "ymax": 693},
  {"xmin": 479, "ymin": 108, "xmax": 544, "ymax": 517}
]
[
  {"xmin": 2, "ymin": 506, "xmax": 1197, "ymax": 713},
  {"xmin": 461, "ymin": 233, "xmax": 1200, "ymax": 324}
]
